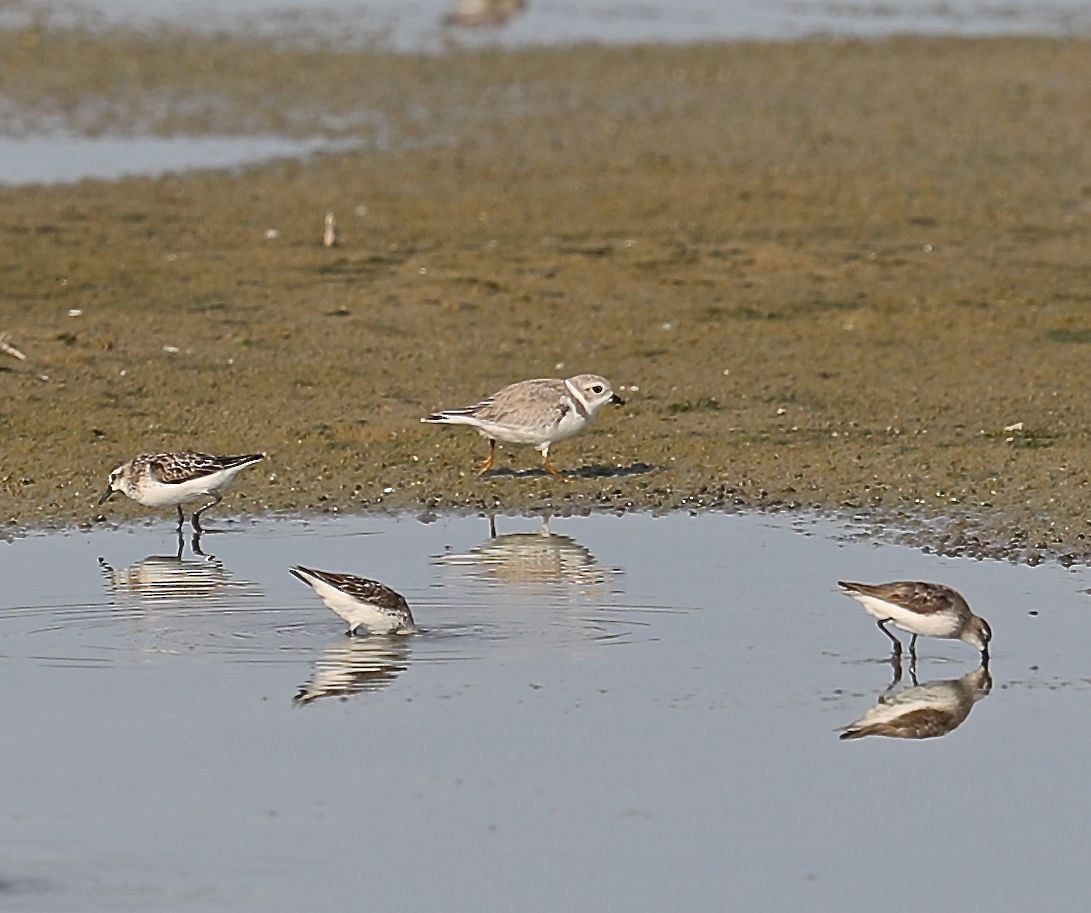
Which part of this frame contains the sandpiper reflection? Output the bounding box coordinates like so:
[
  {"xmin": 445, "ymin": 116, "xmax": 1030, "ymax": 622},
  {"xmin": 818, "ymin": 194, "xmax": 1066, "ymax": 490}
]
[
  {"xmin": 839, "ymin": 660, "xmax": 992, "ymax": 741},
  {"xmin": 98, "ymin": 532, "xmax": 257, "ymax": 604},
  {"xmin": 437, "ymin": 515, "xmax": 616, "ymax": 587},
  {"xmin": 294, "ymin": 636, "xmax": 412, "ymax": 705}
]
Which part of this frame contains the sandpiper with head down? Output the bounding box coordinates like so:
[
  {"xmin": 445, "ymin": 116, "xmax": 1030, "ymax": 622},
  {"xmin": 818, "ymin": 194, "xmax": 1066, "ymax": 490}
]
[
  {"xmin": 99, "ymin": 451, "xmax": 264, "ymax": 532},
  {"xmin": 422, "ymin": 374, "xmax": 625, "ymax": 476},
  {"xmin": 290, "ymin": 567, "xmax": 417, "ymax": 636},
  {"xmin": 838, "ymin": 580, "xmax": 991, "ymax": 661}
]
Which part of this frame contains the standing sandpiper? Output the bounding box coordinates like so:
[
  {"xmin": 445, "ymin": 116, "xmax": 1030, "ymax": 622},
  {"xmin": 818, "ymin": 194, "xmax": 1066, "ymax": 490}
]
[
  {"xmin": 838, "ymin": 580, "xmax": 991, "ymax": 661},
  {"xmin": 99, "ymin": 451, "xmax": 264, "ymax": 532}
]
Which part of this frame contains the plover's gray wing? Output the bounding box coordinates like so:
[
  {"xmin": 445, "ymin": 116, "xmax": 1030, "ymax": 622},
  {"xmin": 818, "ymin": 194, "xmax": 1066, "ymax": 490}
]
[
  {"xmin": 146, "ymin": 452, "xmax": 263, "ymax": 484},
  {"xmin": 422, "ymin": 397, "xmax": 494, "ymax": 421},
  {"xmin": 838, "ymin": 581, "xmax": 967, "ymax": 615},
  {"xmin": 471, "ymin": 378, "xmax": 571, "ymax": 430}
]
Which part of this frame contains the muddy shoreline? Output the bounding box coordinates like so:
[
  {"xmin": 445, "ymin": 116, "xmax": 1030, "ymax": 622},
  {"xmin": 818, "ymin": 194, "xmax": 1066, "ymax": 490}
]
[{"xmin": 1, "ymin": 30, "xmax": 1088, "ymax": 564}]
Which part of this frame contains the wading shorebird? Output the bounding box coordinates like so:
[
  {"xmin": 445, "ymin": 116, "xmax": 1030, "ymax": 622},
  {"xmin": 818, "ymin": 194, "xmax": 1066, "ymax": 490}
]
[
  {"xmin": 422, "ymin": 374, "xmax": 624, "ymax": 476},
  {"xmin": 838, "ymin": 580, "xmax": 992, "ymax": 661},
  {"xmin": 290, "ymin": 567, "xmax": 417, "ymax": 636},
  {"xmin": 99, "ymin": 451, "xmax": 264, "ymax": 532},
  {"xmin": 445, "ymin": 0, "xmax": 527, "ymax": 28}
]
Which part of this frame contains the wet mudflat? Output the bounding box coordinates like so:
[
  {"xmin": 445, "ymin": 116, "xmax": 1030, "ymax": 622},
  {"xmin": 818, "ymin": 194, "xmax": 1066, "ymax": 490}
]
[
  {"xmin": 0, "ymin": 33, "xmax": 1089, "ymax": 561},
  {"xmin": 2, "ymin": 511, "xmax": 1090, "ymax": 911}
]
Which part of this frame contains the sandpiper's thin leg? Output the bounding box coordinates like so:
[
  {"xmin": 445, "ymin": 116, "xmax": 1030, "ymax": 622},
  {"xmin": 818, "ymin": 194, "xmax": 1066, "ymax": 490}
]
[
  {"xmin": 176, "ymin": 504, "xmax": 186, "ymax": 530},
  {"xmin": 488, "ymin": 514, "xmax": 498, "ymax": 538},
  {"xmin": 191, "ymin": 532, "xmax": 209, "ymax": 558},
  {"xmin": 908, "ymin": 655, "xmax": 919, "ymax": 687},
  {"xmin": 477, "ymin": 439, "xmax": 496, "ymax": 476},
  {"xmin": 173, "ymin": 528, "xmax": 185, "ymax": 560},
  {"xmin": 885, "ymin": 653, "xmax": 903, "ymax": 692},
  {"xmin": 191, "ymin": 493, "xmax": 222, "ymax": 533},
  {"xmin": 909, "ymin": 633, "xmax": 918, "ymax": 660},
  {"xmin": 877, "ymin": 619, "xmax": 902, "ymax": 656}
]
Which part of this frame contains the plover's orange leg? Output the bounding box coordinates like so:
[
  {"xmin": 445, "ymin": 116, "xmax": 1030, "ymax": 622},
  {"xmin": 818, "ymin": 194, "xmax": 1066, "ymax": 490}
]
[
  {"xmin": 876, "ymin": 618, "xmax": 902, "ymax": 657},
  {"xmin": 477, "ymin": 439, "xmax": 497, "ymax": 476},
  {"xmin": 541, "ymin": 450, "xmax": 570, "ymax": 481}
]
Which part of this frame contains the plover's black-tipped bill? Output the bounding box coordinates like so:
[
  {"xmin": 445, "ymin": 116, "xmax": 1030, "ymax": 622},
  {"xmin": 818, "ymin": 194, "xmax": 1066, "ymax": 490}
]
[
  {"xmin": 98, "ymin": 485, "xmax": 118, "ymax": 505},
  {"xmin": 610, "ymin": 393, "xmax": 626, "ymax": 405}
]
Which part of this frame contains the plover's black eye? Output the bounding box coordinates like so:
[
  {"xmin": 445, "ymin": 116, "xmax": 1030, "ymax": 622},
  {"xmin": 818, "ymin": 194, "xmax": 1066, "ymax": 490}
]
[{"xmin": 591, "ymin": 385, "xmax": 604, "ymax": 394}]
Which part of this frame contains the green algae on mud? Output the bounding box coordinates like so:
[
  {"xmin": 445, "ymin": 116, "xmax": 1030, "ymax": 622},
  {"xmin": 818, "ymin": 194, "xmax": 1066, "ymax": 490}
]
[{"xmin": 0, "ymin": 31, "xmax": 1088, "ymax": 563}]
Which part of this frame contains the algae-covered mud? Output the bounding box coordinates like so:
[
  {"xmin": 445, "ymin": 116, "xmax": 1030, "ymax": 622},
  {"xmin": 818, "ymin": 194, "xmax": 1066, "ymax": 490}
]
[{"xmin": 0, "ymin": 29, "xmax": 1088, "ymax": 561}]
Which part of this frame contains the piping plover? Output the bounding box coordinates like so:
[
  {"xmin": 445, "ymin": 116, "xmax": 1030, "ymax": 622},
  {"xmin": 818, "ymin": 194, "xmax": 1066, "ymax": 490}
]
[
  {"xmin": 838, "ymin": 580, "xmax": 991, "ymax": 661},
  {"xmin": 422, "ymin": 374, "xmax": 624, "ymax": 476},
  {"xmin": 290, "ymin": 566, "xmax": 417, "ymax": 636},
  {"xmin": 99, "ymin": 451, "xmax": 264, "ymax": 531}
]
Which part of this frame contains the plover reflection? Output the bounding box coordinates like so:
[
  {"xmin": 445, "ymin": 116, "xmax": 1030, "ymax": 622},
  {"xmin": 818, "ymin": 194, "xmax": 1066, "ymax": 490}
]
[{"xmin": 437, "ymin": 516, "xmax": 616, "ymax": 587}]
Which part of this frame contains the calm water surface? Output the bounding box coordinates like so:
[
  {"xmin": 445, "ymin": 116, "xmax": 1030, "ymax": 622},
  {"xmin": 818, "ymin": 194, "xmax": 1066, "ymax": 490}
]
[
  {"xmin": 7, "ymin": 0, "xmax": 1089, "ymax": 45},
  {"xmin": 0, "ymin": 135, "xmax": 352, "ymax": 186},
  {"xmin": 2, "ymin": 511, "xmax": 1090, "ymax": 911}
]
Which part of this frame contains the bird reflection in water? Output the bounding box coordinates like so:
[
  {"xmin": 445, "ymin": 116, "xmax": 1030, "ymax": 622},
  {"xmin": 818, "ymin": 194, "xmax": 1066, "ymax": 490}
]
[
  {"xmin": 839, "ymin": 659, "xmax": 992, "ymax": 741},
  {"xmin": 438, "ymin": 515, "xmax": 617, "ymax": 588},
  {"xmin": 98, "ymin": 530, "xmax": 256, "ymax": 604},
  {"xmin": 294, "ymin": 636, "xmax": 412, "ymax": 706}
]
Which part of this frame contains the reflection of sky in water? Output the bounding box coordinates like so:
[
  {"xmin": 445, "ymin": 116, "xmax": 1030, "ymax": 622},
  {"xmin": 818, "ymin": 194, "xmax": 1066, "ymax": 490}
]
[
  {"xmin": 2, "ymin": 511, "xmax": 1090, "ymax": 910},
  {"xmin": 0, "ymin": 134, "xmax": 351, "ymax": 186},
  {"xmin": 3, "ymin": 0, "xmax": 1089, "ymax": 46}
]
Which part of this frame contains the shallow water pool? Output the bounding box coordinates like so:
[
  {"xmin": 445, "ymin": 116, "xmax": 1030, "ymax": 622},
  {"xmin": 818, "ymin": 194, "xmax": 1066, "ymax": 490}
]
[{"xmin": 2, "ymin": 511, "xmax": 1089, "ymax": 911}]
